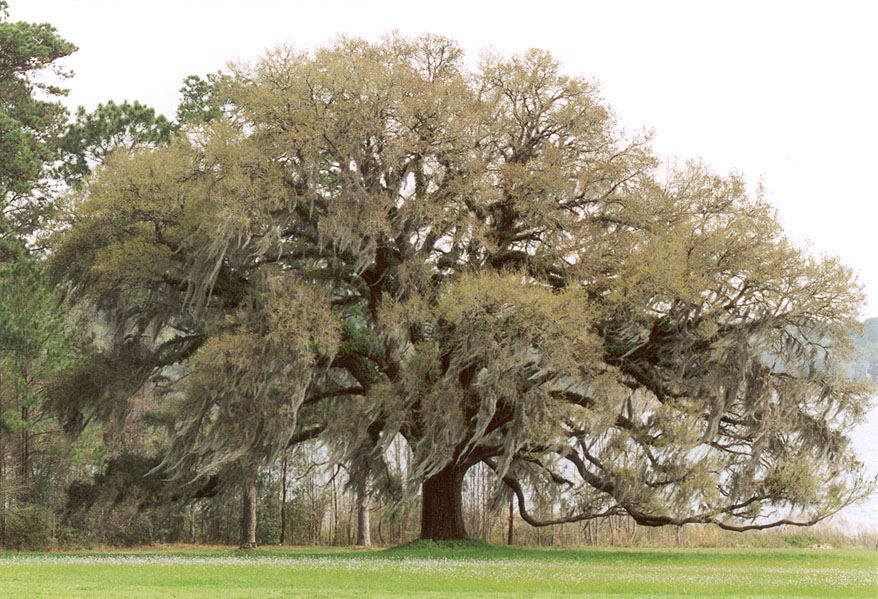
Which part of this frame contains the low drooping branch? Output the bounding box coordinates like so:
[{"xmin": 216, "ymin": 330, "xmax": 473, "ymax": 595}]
[
  {"xmin": 488, "ymin": 439, "xmax": 864, "ymax": 533},
  {"xmin": 484, "ymin": 458, "xmax": 623, "ymax": 527}
]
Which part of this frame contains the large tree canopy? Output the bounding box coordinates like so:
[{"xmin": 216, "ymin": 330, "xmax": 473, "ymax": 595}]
[{"xmin": 49, "ymin": 34, "xmax": 874, "ymax": 541}]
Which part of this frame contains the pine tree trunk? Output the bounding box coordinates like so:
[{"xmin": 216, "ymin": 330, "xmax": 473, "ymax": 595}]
[
  {"xmin": 239, "ymin": 475, "xmax": 258, "ymax": 549},
  {"xmin": 419, "ymin": 463, "xmax": 467, "ymax": 540},
  {"xmin": 19, "ymin": 406, "xmax": 29, "ymax": 480},
  {"xmin": 356, "ymin": 476, "xmax": 371, "ymax": 546}
]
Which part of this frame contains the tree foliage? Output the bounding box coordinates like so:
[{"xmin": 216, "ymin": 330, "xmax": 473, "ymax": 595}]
[
  {"xmin": 0, "ymin": 0, "xmax": 80, "ymax": 443},
  {"xmin": 0, "ymin": 2, "xmax": 88, "ymax": 548},
  {"xmin": 176, "ymin": 73, "xmax": 225, "ymax": 125},
  {"xmin": 57, "ymin": 100, "xmax": 175, "ymax": 188},
  {"xmin": 0, "ymin": 0, "xmax": 76, "ymax": 240},
  {"xmin": 49, "ymin": 34, "xmax": 874, "ymax": 541}
]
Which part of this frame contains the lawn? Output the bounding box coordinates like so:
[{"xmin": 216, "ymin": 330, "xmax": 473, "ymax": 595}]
[{"xmin": 0, "ymin": 543, "xmax": 875, "ymax": 598}]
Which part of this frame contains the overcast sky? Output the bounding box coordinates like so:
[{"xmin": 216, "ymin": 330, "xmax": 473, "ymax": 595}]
[{"xmin": 11, "ymin": 0, "xmax": 878, "ymax": 316}]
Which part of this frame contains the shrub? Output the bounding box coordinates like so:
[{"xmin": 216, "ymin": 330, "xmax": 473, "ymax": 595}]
[
  {"xmin": 2, "ymin": 504, "xmax": 55, "ymax": 550},
  {"xmin": 784, "ymin": 533, "xmax": 821, "ymax": 547}
]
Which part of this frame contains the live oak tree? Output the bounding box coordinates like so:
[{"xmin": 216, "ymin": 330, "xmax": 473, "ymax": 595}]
[
  {"xmin": 383, "ymin": 167, "xmax": 875, "ymax": 538},
  {"xmin": 49, "ymin": 34, "xmax": 874, "ymax": 542},
  {"xmin": 48, "ymin": 107, "xmax": 345, "ymax": 549}
]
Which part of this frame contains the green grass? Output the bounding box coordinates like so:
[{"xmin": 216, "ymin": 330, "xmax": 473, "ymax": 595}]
[{"xmin": 0, "ymin": 543, "xmax": 874, "ymax": 598}]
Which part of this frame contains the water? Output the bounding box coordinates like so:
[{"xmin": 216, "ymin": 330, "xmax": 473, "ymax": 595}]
[{"xmin": 833, "ymin": 406, "xmax": 878, "ymax": 532}]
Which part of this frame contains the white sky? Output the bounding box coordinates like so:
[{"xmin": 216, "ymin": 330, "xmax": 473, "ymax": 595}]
[{"xmin": 10, "ymin": 0, "xmax": 878, "ymax": 316}]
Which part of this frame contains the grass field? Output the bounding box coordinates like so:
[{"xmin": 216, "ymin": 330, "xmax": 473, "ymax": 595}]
[{"xmin": 0, "ymin": 543, "xmax": 875, "ymax": 598}]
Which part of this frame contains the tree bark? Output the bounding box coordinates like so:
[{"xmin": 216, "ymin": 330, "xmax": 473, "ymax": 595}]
[
  {"xmin": 19, "ymin": 406, "xmax": 29, "ymax": 480},
  {"xmin": 239, "ymin": 474, "xmax": 258, "ymax": 549},
  {"xmin": 279, "ymin": 452, "xmax": 288, "ymax": 545},
  {"xmin": 331, "ymin": 466, "xmax": 338, "ymax": 544},
  {"xmin": 0, "ymin": 415, "xmax": 5, "ymax": 548},
  {"xmin": 420, "ymin": 463, "xmax": 467, "ymax": 540},
  {"xmin": 507, "ymin": 497, "xmax": 514, "ymax": 545},
  {"xmin": 356, "ymin": 476, "xmax": 371, "ymax": 546}
]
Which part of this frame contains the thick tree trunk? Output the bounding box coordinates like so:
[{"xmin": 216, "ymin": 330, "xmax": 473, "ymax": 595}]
[
  {"xmin": 420, "ymin": 463, "xmax": 467, "ymax": 540},
  {"xmin": 239, "ymin": 475, "xmax": 258, "ymax": 549},
  {"xmin": 356, "ymin": 476, "xmax": 371, "ymax": 546}
]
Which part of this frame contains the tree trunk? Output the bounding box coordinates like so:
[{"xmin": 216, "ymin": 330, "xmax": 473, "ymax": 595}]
[
  {"xmin": 239, "ymin": 475, "xmax": 258, "ymax": 549},
  {"xmin": 420, "ymin": 463, "xmax": 467, "ymax": 540},
  {"xmin": 19, "ymin": 406, "xmax": 29, "ymax": 480},
  {"xmin": 507, "ymin": 497, "xmax": 514, "ymax": 545},
  {"xmin": 0, "ymin": 424, "xmax": 5, "ymax": 548},
  {"xmin": 356, "ymin": 476, "xmax": 371, "ymax": 546},
  {"xmin": 331, "ymin": 466, "xmax": 338, "ymax": 545},
  {"xmin": 279, "ymin": 452, "xmax": 288, "ymax": 545}
]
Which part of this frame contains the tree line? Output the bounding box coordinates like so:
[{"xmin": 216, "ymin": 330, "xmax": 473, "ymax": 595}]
[{"xmin": 0, "ymin": 3, "xmax": 874, "ymax": 549}]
